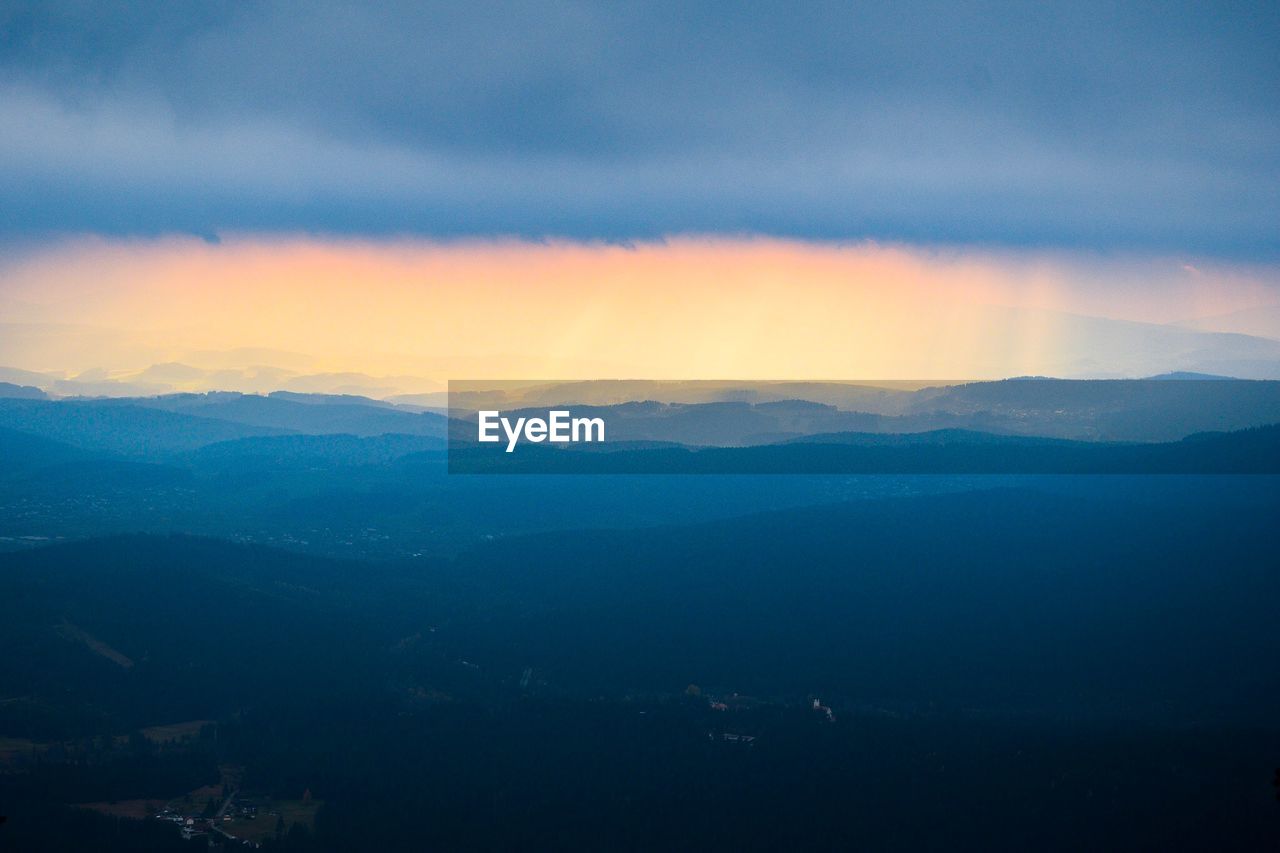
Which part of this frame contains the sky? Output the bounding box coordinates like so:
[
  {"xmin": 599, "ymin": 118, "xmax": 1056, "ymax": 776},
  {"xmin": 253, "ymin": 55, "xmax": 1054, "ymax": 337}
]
[{"xmin": 1, "ymin": 2, "xmax": 1278, "ymax": 384}]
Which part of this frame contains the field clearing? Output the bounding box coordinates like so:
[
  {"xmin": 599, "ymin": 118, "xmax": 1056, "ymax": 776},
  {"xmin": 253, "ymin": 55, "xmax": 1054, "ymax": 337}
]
[
  {"xmin": 141, "ymin": 719, "xmax": 212, "ymax": 743},
  {"xmin": 75, "ymin": 799, "xmax": 164, "ymax": 819},
  {"xmin": 0, "ymin": 736, "xmax": 42, "ymax": 766},
  {"xmin": 165, "ymin": 782, "xmax": 225, "ymax": 814},
  {"xmin": 0, "ymin": 736, "xmax": 40, "ymax": 751},
  {"xmin": 221, "ymin": 799, "xmax": 322, "ymax": 844},
  {"xmin": 55, "ymin": 620, "xmax": 135, "ymax": 668}
]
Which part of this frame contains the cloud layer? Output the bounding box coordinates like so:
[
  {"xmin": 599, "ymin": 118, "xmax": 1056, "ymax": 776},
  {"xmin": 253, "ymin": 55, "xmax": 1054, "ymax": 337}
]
[{"xmin": 1, "ymin": 1, "xmax": 1277, "ymax": 254}]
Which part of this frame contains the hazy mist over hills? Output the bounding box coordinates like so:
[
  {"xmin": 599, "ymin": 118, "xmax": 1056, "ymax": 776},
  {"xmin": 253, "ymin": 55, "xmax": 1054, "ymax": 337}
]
[
  {"xmin": 1176, "ymin": 303, "xmax": 1280, "ymax": 340},
  {"xmin": 5, "ymin": 379, "xmax": 1280, "ymax": 453},
  {"xmin": 4, "ymin": 295, "xmax": 1280, "ymax": 394}
]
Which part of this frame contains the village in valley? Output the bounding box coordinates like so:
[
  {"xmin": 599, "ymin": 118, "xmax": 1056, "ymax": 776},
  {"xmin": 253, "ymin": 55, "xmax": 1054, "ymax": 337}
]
[
  {"xmin": 2, "ymin": 720, "xmax": 320, "ymax": 848},
  {"xmin": 150, "ymin": 780, "xmax": 320, "ymax": 848}
]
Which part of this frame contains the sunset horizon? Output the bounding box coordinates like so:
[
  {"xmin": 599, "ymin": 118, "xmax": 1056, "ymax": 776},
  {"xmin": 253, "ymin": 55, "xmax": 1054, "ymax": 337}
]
[{"xmin": 4, "ymin": 234, "xmax": 1280, "ymax": 393}]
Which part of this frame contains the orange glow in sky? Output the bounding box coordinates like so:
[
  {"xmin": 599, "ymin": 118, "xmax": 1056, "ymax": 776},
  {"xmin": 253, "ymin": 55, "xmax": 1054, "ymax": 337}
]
[{"xmin": 1, "ymin": 236, "xmax": 1276, "ymax": 383}]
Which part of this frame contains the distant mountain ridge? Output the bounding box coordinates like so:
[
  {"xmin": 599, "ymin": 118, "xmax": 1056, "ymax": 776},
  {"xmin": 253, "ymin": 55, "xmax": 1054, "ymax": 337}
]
[
  {"xmin": 448, "ymin": 378, "xmax": 1280, "ymax": 444},
  {"xmin": 0, "ymin": 381, "xmax": 47, "ymax": 399},
  {"xmin": 1, "ymin": 380, "xmax": 1277, "ymax": 466},
  {"xmin": 1175, "ymin": 303, "xmax": 1280, "ymax": 341},
  {"xmin": 449, "ymin": 422, "xmax": 1280, "ymax": 474},
  {"xmin": 122, "ymin": 391, "xmax": 447, "ymax": 437}
]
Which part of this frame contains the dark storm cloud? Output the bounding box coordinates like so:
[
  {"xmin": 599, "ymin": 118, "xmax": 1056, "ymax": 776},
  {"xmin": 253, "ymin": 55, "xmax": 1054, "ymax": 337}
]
[{"xmin": 0, "ymin": 0, "xmax": 1277, "ymax": 254}]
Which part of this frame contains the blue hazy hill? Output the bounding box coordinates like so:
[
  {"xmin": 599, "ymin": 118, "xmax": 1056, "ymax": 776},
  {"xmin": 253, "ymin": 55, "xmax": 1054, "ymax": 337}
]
[
  {"xmin": 0, "ymin": 399, "xmax": 288, "ymax": 457},
  {"xmin": 119, "ymin": 391, "xmax": 448, "ymax": 437},
  {"xmin": 0, "ymin": 381, "xmax": 48, "ymax": 400}
]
